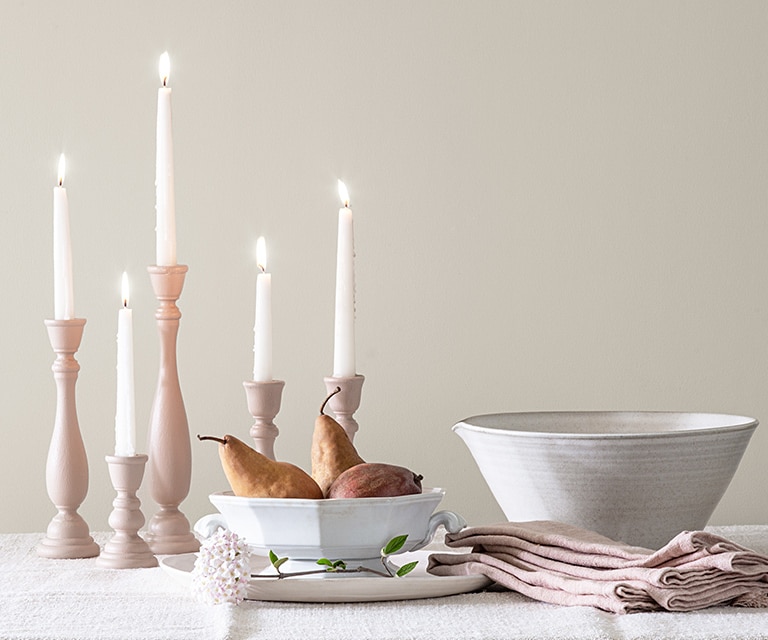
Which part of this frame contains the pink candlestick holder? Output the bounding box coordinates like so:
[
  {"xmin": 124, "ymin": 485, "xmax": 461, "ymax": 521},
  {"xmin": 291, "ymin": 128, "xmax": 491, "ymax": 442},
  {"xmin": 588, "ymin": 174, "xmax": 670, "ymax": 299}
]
[
  {"xmin": 323, "ymin": 374, "xmax": 365, "ymax": 442},
  {"xmin": 97, "ymin": 454, "xmax": 157, "ymax": 569},
  {"xmin": 144, "ymin": 265, "xmax": 199, "ymax": 555},
  {"xmin": 243, "ymin": 379, "xmax": 285, "ymax": 460},
  {"xmin": 37, "ymin": 318, "xmax": 100, "ymax": 559}
]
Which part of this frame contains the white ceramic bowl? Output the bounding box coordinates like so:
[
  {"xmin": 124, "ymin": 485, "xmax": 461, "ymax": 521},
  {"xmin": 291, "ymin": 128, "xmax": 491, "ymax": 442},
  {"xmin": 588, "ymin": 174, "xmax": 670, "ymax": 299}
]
[
  {"xmin": 453, "ymin": 412, "xmax": 758, "ymax": 549},
  {"xmin": 194, "ymin": 488, "xmax": 465, "ymax": 561}
]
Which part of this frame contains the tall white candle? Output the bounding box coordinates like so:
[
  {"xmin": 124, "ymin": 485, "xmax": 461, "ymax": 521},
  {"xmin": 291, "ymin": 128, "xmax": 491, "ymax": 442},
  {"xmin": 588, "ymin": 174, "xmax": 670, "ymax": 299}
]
[
  {"xmin": 53, "ymin": 154, "xmax": 74, "ymax": 320},
  {"xmin": 333, "ymin": 180, "xmax": 356, "ymax": 378},
  {"xmin": 155, "ymin": 51, "xmax": 176, "ymax": 266},
  {"xmin": 253, "ymin": 237, "xmax": 273, "ymax": 382},
  {"xmin": 115, "ymin": 272, "xmax": 136, "ymax": 457}
]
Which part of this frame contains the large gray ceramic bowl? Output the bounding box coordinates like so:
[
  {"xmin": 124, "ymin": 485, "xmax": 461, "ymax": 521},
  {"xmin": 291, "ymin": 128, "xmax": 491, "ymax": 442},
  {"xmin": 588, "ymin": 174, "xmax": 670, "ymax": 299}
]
[{"xmin": 453, "ymin": 412, "xmax": 758, "ymax": 549}]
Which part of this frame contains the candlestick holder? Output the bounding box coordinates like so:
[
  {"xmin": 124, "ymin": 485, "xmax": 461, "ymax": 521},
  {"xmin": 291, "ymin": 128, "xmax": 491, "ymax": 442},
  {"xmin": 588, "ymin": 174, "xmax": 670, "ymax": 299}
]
[
  {"xmin": 97, "ymin": 454, "xmax": 157, "ymax": 569},
  {"xmin": 144, "ymin": 264, "xmax": 199, "ymax": 555},
  {"xmin": 243, "ymin": 379, "xmax": 285, "ymax": 460},
  {"xmin": 323, "ymin": 374, "xmax": 365, "ymax": 442},
  {"xmin": 37, "ymin": 318, "xmax": 100, "ymax": 559}
]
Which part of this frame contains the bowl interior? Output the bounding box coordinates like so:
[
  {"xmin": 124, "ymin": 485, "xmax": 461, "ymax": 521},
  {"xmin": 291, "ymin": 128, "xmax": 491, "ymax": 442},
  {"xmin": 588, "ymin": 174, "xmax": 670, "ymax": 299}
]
[{"xmin": 457, "ymin": 411, "xmax": 758, "ymax": 437}]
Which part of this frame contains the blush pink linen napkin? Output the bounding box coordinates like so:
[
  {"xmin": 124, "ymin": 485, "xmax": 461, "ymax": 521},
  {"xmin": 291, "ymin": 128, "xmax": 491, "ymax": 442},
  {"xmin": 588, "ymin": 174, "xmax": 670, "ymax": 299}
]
[{"xmin": 426, "ymin": 521, "xmax": 768, "ymax": 614}]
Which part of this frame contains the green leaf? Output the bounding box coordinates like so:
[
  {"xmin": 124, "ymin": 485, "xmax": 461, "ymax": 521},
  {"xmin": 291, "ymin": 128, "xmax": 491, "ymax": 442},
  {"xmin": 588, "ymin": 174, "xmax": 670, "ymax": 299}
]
[
  {"xmin": 316, "ymin": 558, "xmax": 333, "ymax": 567},
  {"xmin": 332, "ymin": 560, "xmax": 347, "ymax": 570},
  {"xmin": 382, "ymin": 534, "xmax": 409, "ymax": 556},
  {"xmin": 269, "ymin": 550, "xmax": 288, "ymax": 570},
  {"xmin": 396, "ymin": 561, "xmax": 418, "ymax": 577}
]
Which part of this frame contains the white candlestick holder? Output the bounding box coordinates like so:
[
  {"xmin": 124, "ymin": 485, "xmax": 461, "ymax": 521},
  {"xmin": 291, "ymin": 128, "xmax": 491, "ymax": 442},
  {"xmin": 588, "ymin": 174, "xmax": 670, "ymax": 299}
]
[
  {"xmin": 37, "ymin": 318, "xmax": 100, "ymax": 559},
  {"xmin": 323, "ymin": 374, "xmax": 365, "ymax": 441},
  {"xmin": 243, "ymin": 379, "xmax": 285, "ymax": 460},
  {"xmin": 97, "ymin": 454, "xmax": 157, "ymax": 569},
  {"xmin": 144, "ymin": 265, "xmax": 199, "ymax": 554}
]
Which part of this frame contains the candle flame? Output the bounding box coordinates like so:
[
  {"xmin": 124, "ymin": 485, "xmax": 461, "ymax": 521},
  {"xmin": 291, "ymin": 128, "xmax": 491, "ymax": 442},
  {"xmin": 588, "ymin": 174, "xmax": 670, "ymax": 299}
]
[
  {"xmin": 121, "ymin": 271, "xmax": 130, "ymax": 308},
  {"xmin": 159, "ymin": 51, "xmax": 170, "ymax": 87},
  {"xmin": 337, "ymin": 179, "xmax": 350, "ymax": 208},
  {"xmin": 256, "ymin": 236, "xmax": 267, "ymax": 272},
  {"xmin": 57, "ymin": 154, "xmax": 66, "ymax": 187}
]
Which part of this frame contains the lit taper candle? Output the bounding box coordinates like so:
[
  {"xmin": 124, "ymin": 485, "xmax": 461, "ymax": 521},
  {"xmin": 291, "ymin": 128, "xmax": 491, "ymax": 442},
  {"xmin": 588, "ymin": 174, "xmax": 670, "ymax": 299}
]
[
  {"xmin": 253, "ymin": 236, "xmax": 273, "ymax": 382},
  {"xmin": 333, "ymin": 180, "xmax": 355, "ymax": 377},
  {"xmin": 155, "ymin": 51, "xmax": 176, "ymax": 266},
  {"xmin": 53, "ymin": 154, "xmax": 74, "ymax": 320},
  {"xmin": 115, "ymin": 272, "xmax": 136, "ymax": 457}
]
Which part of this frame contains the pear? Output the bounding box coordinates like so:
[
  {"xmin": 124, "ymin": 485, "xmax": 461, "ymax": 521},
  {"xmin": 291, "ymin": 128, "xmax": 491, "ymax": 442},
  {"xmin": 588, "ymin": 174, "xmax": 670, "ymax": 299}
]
[
  {"xmin": 327, "ymin": 462, "xmax": 424, "ymax": 499},
  {"xmin": 198, "ymin": 434, "xmax": 323, "ymax": 499},
  {"xmin": 311, "ymin": 386, "xmax": 366, "ymax": 496}
]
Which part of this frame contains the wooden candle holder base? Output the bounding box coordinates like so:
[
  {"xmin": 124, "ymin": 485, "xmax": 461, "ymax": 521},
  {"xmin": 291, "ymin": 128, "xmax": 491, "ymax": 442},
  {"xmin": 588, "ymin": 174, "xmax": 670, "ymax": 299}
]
[
  {"xmin": 37, "ymin": 318, "xmax": 99, "ymax": 559},
  {"xmin": 323, "ymin": 374, "xmax": 364, "ymax": 442},
  {"xmin": 243, "ymin": 379, "xmax": 285, "ymax": 460},
  {"xmin": 97, "ymin": 454, "xmax": 157, "ymax": 569}
]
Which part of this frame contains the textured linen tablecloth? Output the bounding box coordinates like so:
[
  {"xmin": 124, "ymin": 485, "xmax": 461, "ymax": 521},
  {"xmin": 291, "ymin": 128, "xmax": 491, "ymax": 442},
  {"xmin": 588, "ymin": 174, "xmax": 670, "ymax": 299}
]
[{"xmin": 2, "ymin": 526, "xmax": 768, "ymax": 640}]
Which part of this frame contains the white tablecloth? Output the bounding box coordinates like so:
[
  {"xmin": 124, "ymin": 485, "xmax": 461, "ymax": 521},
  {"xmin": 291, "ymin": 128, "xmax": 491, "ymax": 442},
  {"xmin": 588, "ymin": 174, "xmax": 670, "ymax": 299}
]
[{"xmin": 2, "ymin": 526, "xmax": 768, "ymax": 640}]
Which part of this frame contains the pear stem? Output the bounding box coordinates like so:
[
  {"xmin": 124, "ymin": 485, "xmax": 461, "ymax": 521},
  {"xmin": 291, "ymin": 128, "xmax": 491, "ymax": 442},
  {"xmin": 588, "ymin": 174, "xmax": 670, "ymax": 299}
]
[
  {"xmin": 319, "ymin": 386, "xmax": 342, "ymax": 416},
  {"xmin": 197, "ymin": 434, "xmax": 227, "ymax": 445}
]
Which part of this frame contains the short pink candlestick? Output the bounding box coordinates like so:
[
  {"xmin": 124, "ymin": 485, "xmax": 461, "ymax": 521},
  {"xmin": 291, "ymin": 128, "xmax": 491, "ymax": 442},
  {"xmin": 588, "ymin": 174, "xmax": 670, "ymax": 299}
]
[
  {"xmin": 323, "ymin": 374, "xmax": 365, "ymax": 441},
  {"xmin": 144, "ymin": 265, "xmax": 199, "ymax": 555},
  {"xmin": 243, "ymin": 379, "xmax": 285, "ymax": 460},
  {"xmin": 97, "ymin": 454, "xmax": 157, "ymax": 569},
  {"xmin": 37, "ymin": 318, "xmax": 100, "ymax": 559}
]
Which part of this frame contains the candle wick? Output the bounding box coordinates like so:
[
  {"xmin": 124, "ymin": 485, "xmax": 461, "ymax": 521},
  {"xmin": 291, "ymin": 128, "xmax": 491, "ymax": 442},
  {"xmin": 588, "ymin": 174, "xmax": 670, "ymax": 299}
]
[{"xmin": 58, "ymin": 178, "xmax": 63, "ymax": 187}]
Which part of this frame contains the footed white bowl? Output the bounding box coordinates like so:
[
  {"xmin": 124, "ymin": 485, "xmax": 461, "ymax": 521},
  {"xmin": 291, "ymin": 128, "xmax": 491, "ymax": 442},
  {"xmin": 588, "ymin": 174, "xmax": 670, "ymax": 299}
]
[
  {"xmin": 194, "ymin": 488, "xmax": 465, "ymax": 562},
  {"xmin": 453, "ymin": 412, "xmax": 758, "ymax": 549}
]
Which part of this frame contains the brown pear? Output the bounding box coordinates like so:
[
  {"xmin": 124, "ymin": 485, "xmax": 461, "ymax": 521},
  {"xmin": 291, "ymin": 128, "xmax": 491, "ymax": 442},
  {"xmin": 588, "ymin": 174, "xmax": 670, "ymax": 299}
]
[
  {"xmin": 311, "ymin": 386, "xmax": 366, "ymax": 496},
  {"xmin": 198, "ymin": 434, "xmax": 323, "ymax": 499},
  {"xmin": 327, "ymin": 462, "xmax": 424, "ymax": 499}
]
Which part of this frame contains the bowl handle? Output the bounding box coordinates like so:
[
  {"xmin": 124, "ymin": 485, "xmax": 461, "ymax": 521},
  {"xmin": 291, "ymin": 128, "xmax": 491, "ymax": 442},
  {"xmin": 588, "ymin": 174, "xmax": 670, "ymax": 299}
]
[
  {"xmin": 408, "ymin": 510, "xmax": 467, "ymax": 552},
  {"xmin": 193, "ymin": 513, "xmax": 228, "ymax": 540}
]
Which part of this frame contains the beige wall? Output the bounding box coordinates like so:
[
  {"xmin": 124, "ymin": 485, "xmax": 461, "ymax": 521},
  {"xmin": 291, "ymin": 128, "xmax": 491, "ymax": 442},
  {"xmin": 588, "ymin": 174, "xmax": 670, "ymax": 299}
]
[{"xmin": 1, "ymin": 1, "xmax": 766, "ymax": 534}]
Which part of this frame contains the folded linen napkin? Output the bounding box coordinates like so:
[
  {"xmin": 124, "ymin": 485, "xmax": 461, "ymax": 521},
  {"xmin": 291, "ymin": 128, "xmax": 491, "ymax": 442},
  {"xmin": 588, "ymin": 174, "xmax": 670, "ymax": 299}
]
[{"xmin": 427, "ymin": 521, "xmax": 768, "ymax": 614}]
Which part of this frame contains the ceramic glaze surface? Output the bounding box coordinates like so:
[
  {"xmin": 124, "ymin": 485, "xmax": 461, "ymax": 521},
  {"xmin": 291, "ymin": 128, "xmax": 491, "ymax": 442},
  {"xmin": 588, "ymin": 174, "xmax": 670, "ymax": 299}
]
[
  {"xmin": 453, "ymin": 412, "xmax": 758, "ymax": 550},
  {"xmin": 196, "ymin": 488, "xmax": 465, "ymax": 560}
]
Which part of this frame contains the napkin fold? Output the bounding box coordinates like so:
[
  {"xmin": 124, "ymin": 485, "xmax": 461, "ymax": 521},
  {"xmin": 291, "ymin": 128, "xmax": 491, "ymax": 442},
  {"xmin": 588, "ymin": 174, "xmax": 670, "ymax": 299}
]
[{"xmin": 427, "ymin": 521, "xmax": 768, "ymax": 614}]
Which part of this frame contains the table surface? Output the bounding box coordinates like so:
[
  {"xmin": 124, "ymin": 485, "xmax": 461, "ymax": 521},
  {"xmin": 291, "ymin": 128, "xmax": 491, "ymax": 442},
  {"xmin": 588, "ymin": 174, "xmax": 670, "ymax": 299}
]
[{"xmin": 2, "ymin": 525, "xmax": 768, "ymax": 640}]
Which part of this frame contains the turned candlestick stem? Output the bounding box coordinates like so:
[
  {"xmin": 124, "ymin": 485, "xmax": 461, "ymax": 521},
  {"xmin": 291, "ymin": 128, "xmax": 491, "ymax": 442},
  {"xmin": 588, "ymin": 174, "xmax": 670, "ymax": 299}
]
[
  {"xmin": 144, "ymin": 264, "xmax": 199, "ymax": 554},
  {"xmin": 323, "ymin": 374, "xmax": 364, "ymax": 441},
  {"xmin": 243, "ymin": 379, "xmax": 285, "ymax": 460},
  {"xmin": 97, "ymin": 454, "xmax": 157, "ymax": 569},
  {"xmin": 37, "ymin": 318, "xmax": 99, "ymax": 559}
]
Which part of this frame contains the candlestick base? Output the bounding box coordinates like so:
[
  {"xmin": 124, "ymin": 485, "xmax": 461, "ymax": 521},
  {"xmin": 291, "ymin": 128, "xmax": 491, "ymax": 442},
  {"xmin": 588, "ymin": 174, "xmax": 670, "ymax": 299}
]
[
  {"xmin": 243, "ymin": 379, "xmax": 285, "ymax": 460},
  {"xmin": 37, "ymin": 318, "xmax": 99, "ymax": 559},
  {"xmin": 323, "ymin": 375, "xmax": 365, "ymax": 442},
  {"xmin": 97, "ymin": 454, "xmax": 157, "ymax": 569},
  {"xmin": 145, "ymin": 264, "xmax": 199, "ymax": 555}
]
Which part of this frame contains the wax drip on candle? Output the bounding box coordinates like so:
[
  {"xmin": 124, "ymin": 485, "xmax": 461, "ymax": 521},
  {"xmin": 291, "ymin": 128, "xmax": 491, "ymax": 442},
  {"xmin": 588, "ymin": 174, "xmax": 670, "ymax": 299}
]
[
  {"xmin": 253, "ymin": 236, "xmax": 273, "ymax": 382},
  {"xmin": 333, "ymin": 180, "xmax": 356, "ymax": 378}
]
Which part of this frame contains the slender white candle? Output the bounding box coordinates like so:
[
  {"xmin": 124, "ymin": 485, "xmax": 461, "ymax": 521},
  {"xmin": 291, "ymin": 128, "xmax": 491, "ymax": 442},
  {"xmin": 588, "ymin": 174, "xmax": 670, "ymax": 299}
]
[
  {"xmin": 115, "ymin": 272, "xmax": 136, "ymax": 457},
  {"xmin": 155, "ymin": 51, "xmax": 176, "ymax": 266},
  {"xmin": 333, "ymin": 180, "xmax": 356, "ymax": 378},
  {"xmin": 53, "ymin": 154, "xmax": 75, "ymax": 320},
  {"xmin": 252, "ymin": 237, "xmax": 273, "ymax": 382}
]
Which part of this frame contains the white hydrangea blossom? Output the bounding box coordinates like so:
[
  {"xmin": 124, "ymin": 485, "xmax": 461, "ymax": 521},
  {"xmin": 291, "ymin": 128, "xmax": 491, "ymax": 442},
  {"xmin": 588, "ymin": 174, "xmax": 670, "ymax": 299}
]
[{"xmin": 190, "ymin": 528, "xmax": 250, "ymax": 605}]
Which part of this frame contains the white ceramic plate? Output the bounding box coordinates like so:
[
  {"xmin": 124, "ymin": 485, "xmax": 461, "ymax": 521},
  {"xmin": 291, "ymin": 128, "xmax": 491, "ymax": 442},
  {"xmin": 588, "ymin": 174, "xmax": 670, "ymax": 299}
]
[{"xmin": 160, "ymin": 548, "xmax": 491, "ymax": 603}]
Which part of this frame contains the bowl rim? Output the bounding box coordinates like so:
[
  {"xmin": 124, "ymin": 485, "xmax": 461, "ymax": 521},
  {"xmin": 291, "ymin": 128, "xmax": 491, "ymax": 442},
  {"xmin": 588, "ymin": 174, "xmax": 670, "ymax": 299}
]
[
  {"xmin": 209, "ymin": 486, "xmax": 445, "ymax": 506},
  {"xmin": 453, "ymin": 411, "xmax": 759, "ymax": 439}
]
